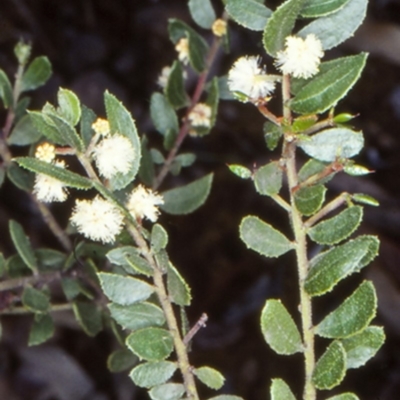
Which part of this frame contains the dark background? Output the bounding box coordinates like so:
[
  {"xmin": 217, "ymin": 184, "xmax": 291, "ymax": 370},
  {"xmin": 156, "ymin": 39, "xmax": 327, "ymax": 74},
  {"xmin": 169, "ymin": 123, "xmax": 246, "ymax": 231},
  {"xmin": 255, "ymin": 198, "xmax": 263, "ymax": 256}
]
[{"xmin": 1, "ymin": 0, "xmax": 400, "ymax": 399}]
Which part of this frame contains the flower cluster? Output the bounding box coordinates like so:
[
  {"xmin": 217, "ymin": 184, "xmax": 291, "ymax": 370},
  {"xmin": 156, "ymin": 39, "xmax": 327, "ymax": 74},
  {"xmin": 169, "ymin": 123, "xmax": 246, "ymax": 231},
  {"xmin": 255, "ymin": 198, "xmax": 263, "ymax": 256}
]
[
  {"xmin": 127, "ymin": 185, "xmax": 164, "ymax": 223},
  {"xmin": 188, "ymin": 103, "xmax": 212, "ymax": 128},
  {"xmin": 175, "ymin": 38, "xmax": 190, "ymax": 65}
]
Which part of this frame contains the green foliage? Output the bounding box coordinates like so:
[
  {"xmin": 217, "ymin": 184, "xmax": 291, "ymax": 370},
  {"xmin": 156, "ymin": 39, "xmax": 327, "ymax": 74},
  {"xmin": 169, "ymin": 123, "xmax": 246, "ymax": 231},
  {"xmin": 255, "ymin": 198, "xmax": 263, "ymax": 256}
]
[
  {"xmin": 165, "ymin": 61, "xmax": 189, "ymax": 109},
  {"xmin": 294, "ymin": 185, "xmax": 326, "ymax": 216},
  {"xmin": 129, "ymin": 361, "xmax": 177, "ymax": 388},
  {"xmin": 72, "ymin": 301, "xmax": 103, "ymax": 337},
  {"xmin": 270, "ymin": 378, "xmax": 296, "ymax": 400},
  {"xmin": 149, "ymin": 383, "xmax": 185, "ymax": 400},
  {"xmin": 57, "ymin": 88, "xmax": 81, "ymax": 126},
  {"xmin": 7, "ymin": 115, "xmax": 41, "ymax": 146},
  {"xmin": 0, "ymin": 69, "xmax": 13, "ymax": 108},
  {"xmin": 151, "ymin": 93, "xmax": 179, "ymax": 137},
  {"xmin": 151, "ymin": 224, "xmax": 169, "ymax": 253},
  {"xmin": 226, "ymin": 0, "xmax": 272, "ymax": 31},
  {"xmin": 228, "ymin": 164, "xmax": 252, "ymax": 179},
  {"xmin": 107, "ymin": 349, "xmax": 138, "ymax": 373},
  {"xmin": 188, "ymin": 0, "xmax": 216, "ymax": 29},
  {"xmin": 194, "ymin": 366, "xmax": 225, "ymax": 389},
  {"xmin": 300, "ymin": 0, "xmax": 351, "ymax": 18},
  {"xmin": 107, "ymin": 246, "xmax": 153, "ymax": 277},
  {"xmin": 28, "ymin": 313, "xmax": 54, "ymax": 346},
  {"xmin": 20, "ymin": 56, "xmax": 52, "ymax": 92},
  {"xmin": 254, "ymin": 162, "xmax": 283, "ymax": 196},
  {"xmin": 167, "ymin": 263, "xmax": 192, "ymax": 306},
  {"xmin": 22, "ymin": 286, "xmax": 50, "ymax": 313}
]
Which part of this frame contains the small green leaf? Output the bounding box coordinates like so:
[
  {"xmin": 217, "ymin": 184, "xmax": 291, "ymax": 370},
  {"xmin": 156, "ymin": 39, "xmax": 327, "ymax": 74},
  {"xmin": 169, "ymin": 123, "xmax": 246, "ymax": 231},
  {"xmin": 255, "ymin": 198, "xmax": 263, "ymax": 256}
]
[
  {"xmin": 167, "ymin": 262, "xmax": 192, "ymax": 306},
  {"xmin": 161, "ymin": 173, "xmax": 213, "ymax": 215},
  {"xmin": 6, "ymin": 254, "xmax": 31, "ymax": 278},
  {"xmin": 294, "ymin": 185, "xmax": 326, "ymax": 216},
  {"xmin": 151, "ymin": 224, "xmax": 169, "ymax": 253},
  {"xmin": 333, "ymin": 113, "xmax": 356, "ymax": 123},
  {"xmin": 194, "ymin": 366, "xmax": 225, "ymax": 390},
  {"xmin": 150, "ymin": 92, "xmax": 179, "ymax": 136},
  {"xmin": 263, "ymin": 0, "xmax": 307, "ymax": 56},
  {"xmin": 261, "ymin": 299, "xmax": 303, "ymax": 355},
  {"xmin": 344, "ymin": 164, "xmax": 371, "ymax": 176},
  {"xmin": 264, "ymin": 122, "xmax": 283, "ymax": 151},
  {"xmin": 22, "ymin": 287, "xmax": 50, "ymax": 313},
  {"xmin": 47, "ymin": 113, "xmax": 84, "ymax": 151},
  {"xmin": 188, "ymin": 0, "xmax": 216, "ymax": 29},
  {"xmin": 36, "ymin": 248, "xmax": 66, "ymax": 272},
  {"xmin": 109, "ymin": 302, "xmax": 165, "ymax": 331},
  {"xmin": 149, "ymin": 383, "xmax": 185, "ymax": 400},
  {"xmin": 298, "ymin": 159, "xmax": 332, "ymax": 184},
  {"xmin": 16, "ymin": 157, "xmax": 93, "ymax": 189},
  {"xmin": 341, "ymin": 326, "xmax": 385, "ymax": 369},
  {"xmin": 313, "ymin": 341, "xmax": 346, "ymax": 390},
  {"xmin": 254, "ymin": 162, "xmax": 282, "ymax": 196},
  {"xmin": 305, "ymin": 236, "xmax": 379, "ymax": 296},
  {"xmin": 28, "ymin": 313, "xmax": 54, "ymax": 346},
  {"xmin": 98, "ymin": 272, "xmax": 154, "ymax": 305},
  {"xmin": 300, "ymin": 0, "xmax": 350, "ymax": 18},
  {"xmin": 80, "ymin": 105, "xmax": 97, "ymax": 148},
  {"xmin": 308, "ymin": 206, "xmax": 363, "ymax": 245},
  {"xmin": 326, "ymin": 393, "xmax": 359, "ymax": 400},
  {"xmin": 316, "ymin": 281, "xmax": 377, "ymax": 338},
  {"xmin": 61, "ymin": 278, "xmax": 82, "ymax": 301},
  {"xmin": 28, "ymin": 111, "xmax": 66, "ymax": 145},
  {"xmin": 57, "ymin": 88, "xmax": 81, "ymax": 126},
  {"xmin": 228, "ymin": 164, "xmax": 252, "ymax": 179},
  {"xmin": 240, "ymin": 216, "xmax": 294, "ymax": 258},
  {"xmin": 352, "ymin": 193, "xmax": 379, "ymax": 207},
  {"xmin": 129, "ymin": 361, "xmax": 177, "ymax": 388},
  {"xmin": 139, "ymin": 136, "xmax": 155, "ymax": 186},
  {"xmin": 21, "ymin": 56, "xmax": 52, "ymax": 92},
  {"xmin": 126, "ymin": 327, "xmax": 174, "ymax": 361},
  {"xmin": 0, "ymin": 69, "xmax": 13, "ymax": 108},
  {"xmin": 72, "ymin": 301, "xmax": 103, "ymax": 337},
  {"xmin": 7, "ymin": 114, "xmax": 41, "ymax": 146},
  {"xmin": 270, "ymin": 378, "xmax": 296, "ymax": 400},
  {"xmin": 107, "ymin": 246, "xmax": 153, "ymax": 277},
  {"xmin": 107, "ymin": 349, "xmax": 138, "ymax": 373},
  {"xmin": 291, "ymin": 53, "xmax": 367, "ymax": 114},
  {"xmin": 9, "ymin": 220, "xmax": 37, "ymax": 272},
  {"xmin": 226, "ymin": 0, "xmax": 272, "ymax": 31},
  {"xmin": 165, "ymin": 61, "xmax": 188, "ymax": 109},
  {"xmin": 298, "ymin": 0, "xmax": 368, "ymax": 50},
  {"xmin": 298, "ymin": 128, "xmax": 364, "ymax": 162}
]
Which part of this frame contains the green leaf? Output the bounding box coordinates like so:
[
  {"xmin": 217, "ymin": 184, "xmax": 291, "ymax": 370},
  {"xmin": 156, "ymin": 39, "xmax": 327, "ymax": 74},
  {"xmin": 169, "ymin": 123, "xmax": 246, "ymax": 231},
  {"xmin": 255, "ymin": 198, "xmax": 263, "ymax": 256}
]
[
  {"xmin": 98, "ymin": 272, "xmax": 154, "ymax": 305},
  {"xmin": 7, "ymin": 114, "xmax": 41, "ymax": 146},
  {"xmin": 308, "ymin": 206, "xmax": 363, "ymax": 245},
  {"xmin": 264, "ymin": 122, "xmax": 283, "ymax": 151},
  {"xmin": 28, "ymin": 313, "xmax": 54, "ymax": 346},
  {"xmin": 226, "ymin": 0, "xmax": 272, "ymax": 31},
  {"xmin": 107, "ymin": 349, "xmax": 138, "ymax": 373},
  {"xmin": 61, "ymin": 278, "xmax": 82, "ymax": 301},
  {"xmin": 16, "ymin": 157, "xmax": 93, "ymax": 189},
  {"xmin": 270, "ymin": 378, "xmax": 296, "ymax": 400},
  {"xmin": 151, "ymin": 224, "xmax": 169, "ymax": 253},
  {"xmin": 240, "ymin": 216, "xmax": 294, "ymax": 258},
  {"xmin": 316, "ymin": 281, "xmax": 377, "ymax": 339},
  {"xmin": 129, "ymin": 361, "xmax": 177, "ymax": 388},
  {"xmin": 305, "ymin": 235, "xmax": 379, "ymax": 296},
  {"xmin": 106, "ymin": 246, "xmax": 153, "ymax": 277},
  {"xmin": 313, "ymin": 341, "xmax": 346, "ymax": 390},
  {"xmin": 80, "ymin": 105, "xmax": 96, "ymax": 148},
  {"xmin": 260, "ymin": 299, "xmax": 303, "ymax": 355},
  {"xmin": 298, "ymin": 159, "xmax": 332, "ymax": 184},
  {"xmin": 126, "ymin": 327, "xmax": 174, "ymax": 361},
  {"xmin": 326, "ymin": 394, "xmax": 359, "ymax": 400},
  {"xmin": 352, "ymin": 193, "xmax": 379, "ymax": 207},
  {"xmin": 6, "ymin": 254, "xmax": 31, "ymax": 278},
  {"xmin": 188, "ymin": 0, "xmax": 216, "ymax": 29},
  {"xmin": 7, "ymin": 163, "xmax": 34, "ymax": 192},
  {"xmin": 36, "ymin": 248, "xmax": 66, "ymax": 272},
  {"xmin": 109, "ymin": 302, "xmax": 165, "ymax": 331},
  {"xmin": 263, "ymin": 0, "xmax": 307, "ymax": 56},
  {"xmin": 294, "ymin": 185, "xmax": 326, "ymax": 216},
  {"xmin": 343, "ymin": 164, "xmax": 371, "ymax": 176},
  {"xmin": 20, "ymin": 56, "xmax": 52, "ymax": 92},
  {"xmin": 254, "ymin": 162, "xmax": 283, "ymax": 196},
  {"xmin": 22, "ymin": 287, "xmax": 50, "ymax": 313},
  {"xmin": 167, "ymin": 262, "xmax": 192, "ymax": 306},
  {"xmin": 149, "ymin": 383, "xmax": 185, "ymax": 400},
  {"xmin": 228, "ymin": 164, "xmax": 252, "ymax": 179},
  {"xmin": 104, "ymin": 91, "xmax": 141, "ymax": 191},
  {"xmin": 139, "ymin": 136, "xmax": 155, "ymax": 186},
  {"xmin": 300, "ymin": 0, "xmax": 350, "ymax": 18},
  {"xmin": 194, "ymin": 366, "xmax": 225, "ymax": 390},
  {"xmin": 57, "ymin": 88, "xmax": 81, "ymax": 126},
  {"xmin": 298, "ymin": 0, "xmax": 368, "ymax": 50},
  {"xmin": 291, "ymin": 54, "xmax": 368, "ymax": 114},
  {"xmin": 28, "ymin": 111, "xmax": 66, "ymax": 144},
  {"xmin": 47, "ymin": 113, "xmax": 84, "ymax": 151},
  {"xmin": 72, "ymin": 301, "xmax": 103, "ymax": 337},
  {"xmin": 0, "ymin": 69, "xmax": 13, "ymax": 108},
  {"xmin": 9, "ymin": 220, "xmax": 37, "ymax": 272},
  {"xmin": 298, "ymin": 128, "xmax": 364, "ymax": 162},
  {"xmin": 161, "ymin": 173, "xmax": 213, "ymax": 215},
  {"xmin": 150, "ymin": 92, "xmax": 179, "ymax": 136},
  {"xmin": 165, "ymin": 61, "xmax": 188, "ymax": 109}
]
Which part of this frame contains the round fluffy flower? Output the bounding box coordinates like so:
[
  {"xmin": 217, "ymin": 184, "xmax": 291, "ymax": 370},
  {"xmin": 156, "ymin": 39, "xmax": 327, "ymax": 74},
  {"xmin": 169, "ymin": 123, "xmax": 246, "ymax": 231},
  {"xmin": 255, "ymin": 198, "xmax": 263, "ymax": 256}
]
[
  {"xmin": 35, "ymin": 142, "xmax": 56, "ymax": 163},
  {"xmin": 175, "ymin": 38, "xmax": 189, "ymax": 64},
  {"xmin": 212, "ymin": 19, "xmax": 227, "ymax": 37},
  {"xmin": 228, "ymin": 56, "xmax": 276, "ymax": 101},
  {"xmin": 33, "ymin": 160, "xmax": 68, "ymax": 203},
  {"xmin": 92, "ymin": 134, "xmax": 135, "ymax": 179},
  {"xmin": 275, "ymin": 34, "xmax": 324, "ymax": 79},
  {"xmin": 188, "ymin": 103, "xmax": 212, "ymax": 128},
  {"xmin": 70, "ymin": 196, "xmax": 124, "ymax": 244},
  {"xmin": 92, "ymin": 118, "xmax": 110, "ymax": 136},
  {"xmin": 126, "ymin": 185, "xmax": 164, "ymax": 222}
]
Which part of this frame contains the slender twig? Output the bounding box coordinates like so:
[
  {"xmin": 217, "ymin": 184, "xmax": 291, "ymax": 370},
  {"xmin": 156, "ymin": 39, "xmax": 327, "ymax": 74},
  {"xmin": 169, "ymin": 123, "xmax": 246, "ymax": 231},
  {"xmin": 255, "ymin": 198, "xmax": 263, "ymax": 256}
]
[
  {"xmin": 0, "ymin": 303, "xmax": 72, "ymax": 315},
  {"xmin": 257, "ymin": 104, "xmax": 281, "ymax": 126},
  {"xmin": 183, "ymin": 313, "xmax": 208, "ymax": 345},
  {"xmin": 301, "ymin": 118, "xmax": 335, "ymax": 136},
  {"xmin": 0, "ymin": 271, "xmax": 60, "ymax": 292},
  {"xmin": 271, "ymin": 193, "xmax": 291, "ymax": 212}
]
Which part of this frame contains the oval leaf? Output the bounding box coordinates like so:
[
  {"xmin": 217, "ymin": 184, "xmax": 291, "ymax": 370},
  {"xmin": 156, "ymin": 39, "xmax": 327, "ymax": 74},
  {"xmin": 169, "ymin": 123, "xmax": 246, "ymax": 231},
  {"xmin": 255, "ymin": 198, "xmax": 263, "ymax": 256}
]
[
  {"xmin": 161, "ymin": 173, "xmax": 213, "ymax": 215},
  {"xmin": 240, "ymin": 216, "xmax": 293, "ymax": 258},
  {"xmin": 167, "ymin": 262, "xmax": 192, "ymax": 306},
  {"xmin": 194, "ymin": 366, "xmax": 225, "ymax": 390},
  {"xmin": 126, "ymin": 327, "xmax": 174, "ymax": 361},
  {"xmin": 313, "ymin": 341, "xmax": 346, "ymax": 390},
  {"xmin": 228, "ymin": 164, "xmax": 252, "ymax": 179},
  {"xmin": 308, "ymin": 206, "xmax": 363, "ymax": 245},
  {"xmin": 8, "ymin": 114, "xmax": 41, "ymax": 146},
  {"xmin": 150, "ymin": 92, "xmax": 179, "ymax": 136},
  {"xmin": 226, "ymin": 0, "xmax": 272, "ymax": 31},
  {"xmin": 28, "ymin": 313, "xmax": 54, "ymax": 346},
  {"xmin": 107, "ymin": 246, "xmax": 153, "ymax": 277},
  {"xmin": 300, "ymin": 0, "xmax": 350, "ymax": 18},
  {"xmin": 151, "ymin": 224, "xmax": 169, "ymax": 253},
  {"xmin": 57, "ymin": 88, "xmax": 81, "ymax": 126},
  {"xmin": 316, "ymin": 281, "xmax": 377, "ymax": 339},
  {"xmin": 149, "ymin": 383, "xmax": 185, "ymax": 400},
  {"xmin": 107, "ymin": 349, "xmax": 138, "ymax": 373},
  {"xmin": 254, "ymin": 162, "xmax": 283, "ymax": 196},
  {"xmin": 98, "ymin": 272, "xmax": 154, "ymax": 305},
  {"xmin": 129, "ymin": 361, "xmax": 177, "ymax": 388},
  {"xmin": 72, "ymin": 301, "xmax": 103, "ymax": 337},
  {"xmin": 21, "ymin": 56, "xmax": 52, "ymax": 92},
  {"xmin": 270, "ymin": 378, "xmax": 296, "ymax": 400},
  {"xmin": 188, "ymin": 0, "xmax": 216, "ymax": 29},
  {"xmin": 0, "ymin": 69, "xmax": 13, "ymax": 108},
  {"xmin": 298, "ymin": 128, "xmax": 364, "ymax": 162},
  {"xmin": 22, "ymin": 287, "xmax": 50, "ymax": 313},
  {"xmin": 261, "ymin": 299, "xmax": 302, "ymax": 355},
  {"xmin": 294, "ymin": 185, "xmax": 326, "ymax": 216},
  {"xmin": 165, "ymin": 61, "xmax": 189, "ymax": 109}
]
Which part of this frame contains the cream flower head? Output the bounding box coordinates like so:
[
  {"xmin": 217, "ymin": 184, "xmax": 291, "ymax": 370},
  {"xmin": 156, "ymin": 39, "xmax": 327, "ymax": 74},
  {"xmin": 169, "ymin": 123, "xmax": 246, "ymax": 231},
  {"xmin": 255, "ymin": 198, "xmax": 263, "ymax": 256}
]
[
  {"xmin": 275, "ymin": 34, "xmax": 324, "ymax": 79},
  {"xmin": 212, "ymin": 19, "xmax": 227, "ymax": 37},
  {"xmin": 126, "ymin": 185, "xmax": 164, "ymax": 222},
  {"xmin": 35, "ymin": 142, "xmax": 56, "ymax": 163},
  {"xmin": 188, "ymin": 103, "xmax": 212, "ymax": 128},
  {"xmin": 175, "ymin": 38, "xmax": 190, "ymax": 65},
  {"xmin": 70, "ymin": 196, "xmax": 124, "ymax": 244},
  {"xmin": 92, "ymin": 118, "xmax": 110, "ymax": 136}
]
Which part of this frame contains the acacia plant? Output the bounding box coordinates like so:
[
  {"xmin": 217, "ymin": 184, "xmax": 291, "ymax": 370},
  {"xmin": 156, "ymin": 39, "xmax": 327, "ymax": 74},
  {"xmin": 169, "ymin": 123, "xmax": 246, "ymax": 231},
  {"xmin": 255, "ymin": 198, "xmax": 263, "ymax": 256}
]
[{"xmin": 0, "ymin": 0, "xmax": 385, "ymax": 400}]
